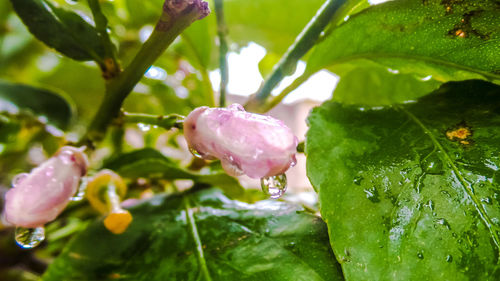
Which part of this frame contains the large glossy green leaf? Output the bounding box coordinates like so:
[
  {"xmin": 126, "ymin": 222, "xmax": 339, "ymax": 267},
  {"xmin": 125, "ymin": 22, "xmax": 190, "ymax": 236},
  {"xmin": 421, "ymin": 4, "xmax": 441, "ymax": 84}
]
[
  {"xmin": 10, "ymin": 0, "xmax": 106, "ymax": 61},
  {"xmin": 308, "ymin": 0, "xmax": 500, "ymax": 85},
  {"xmin": 103, "ymin": 148, "xmax": 244, "ymax": 198},
  {"xmin": 42, "ymin": 189, "xmax": 344, "ymax": 281},
  {"xmin": 0, "ymin": 81, "xmax": 74, "ymax": 129},
  {"xmin": 306, "ymin": 80, "xmax": 500, "ymax": 280}
]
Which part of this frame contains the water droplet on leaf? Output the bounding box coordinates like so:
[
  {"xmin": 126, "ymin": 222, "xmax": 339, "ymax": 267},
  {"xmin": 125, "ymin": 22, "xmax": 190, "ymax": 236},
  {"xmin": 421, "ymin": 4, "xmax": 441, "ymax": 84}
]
[
  {"xmin": 446, "ymin": 255, "xmax": 453, "ymax": 263},
  {"xmin": 363, "ymin": 187, "xmax": 380, "ymax": 203},
  {"xmin": 261, "ymin": 174, "xmax": 287, "ymax": 199},
  {"xmin": 417, "ymin": 252, "xmax": 424, "ymax": 259},
  {"xmin": 353, "ymin": 176, "xmax": 364, "ymax": 185},
  {"xmin": 15, "ymin": 227, "xmax": 45, "ymax": 249}
]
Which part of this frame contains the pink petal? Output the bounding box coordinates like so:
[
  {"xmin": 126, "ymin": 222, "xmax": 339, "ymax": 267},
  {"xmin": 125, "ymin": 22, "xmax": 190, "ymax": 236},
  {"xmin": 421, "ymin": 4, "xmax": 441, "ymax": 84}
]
[{"xmin": 184, "ymin": 104, "xmax": 298, "ymax": 178}]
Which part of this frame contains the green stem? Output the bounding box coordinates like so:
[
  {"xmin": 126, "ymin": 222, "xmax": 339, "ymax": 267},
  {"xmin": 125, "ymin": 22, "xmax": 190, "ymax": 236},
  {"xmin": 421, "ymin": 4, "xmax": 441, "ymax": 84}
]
[
  {"xmin": 122, "ymin": 112, "xmax": 184, "ymax": 130},
  {"xmin": 183, "ymin": 196, "xmax": 213, "ymax": 281},
  {"xmin": 214, "ymin": 0, "xmax": 228, "ymax": 107},
  {"xmin": 255, "ymin": 71, "xmax": 312, "ymax": 113},
  {"xmin": 81, "ymin": 2, "xmax": 209, "ymax": 145},
  {"xmin": 244, "ymin": 0, "xmax": 346, "ymax": 112}
]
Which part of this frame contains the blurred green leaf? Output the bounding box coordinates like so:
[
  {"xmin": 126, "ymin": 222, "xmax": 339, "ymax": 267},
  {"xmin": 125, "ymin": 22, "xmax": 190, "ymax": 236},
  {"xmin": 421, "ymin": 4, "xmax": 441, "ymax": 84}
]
[
  {"xmin": 103, "ymin": 148, "xmax": 244, "ymax": 198},
  {"xmin": 10, "ymin": 0, "xmax": 106, "ymax": 61},
  {"xmin": 306, "ymin": 80, "xmax": 500, "ymax": 280},
  {"xmin": 332, "ymin": 61, "xmax": 442, "ymax": 105},
  {"xmin": 308, "ymin": 0, "xmax": 500, "ymax": 84},
  {"xmin": 224, "ymin": 0, "xmax": 325, "ymax": 54},
  {"xmin": 42, "ymin": 189, "xmax": 343, "ymax": 281},
  {"xmin": 0, "ymin": 80, "xmax": 74, "ymax": 129}
]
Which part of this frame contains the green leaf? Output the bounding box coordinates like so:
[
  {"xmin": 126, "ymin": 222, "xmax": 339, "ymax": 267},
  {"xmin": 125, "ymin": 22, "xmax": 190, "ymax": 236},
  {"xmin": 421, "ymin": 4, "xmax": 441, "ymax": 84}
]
[
  {"xmin": 332, "ymin": 61, "xmax": 442, "ymax": 106},
  {"xmin": 42, "ymin": 189, "xmax": 344, "ymax": 281},
  {"xmin": 308, "ymin": 0, "xmax": 500, "ymax": 84},
  {"xmin": 224, "ymin": 0, "xmax": 325, "ymax": 54},
  {"xmin": 306, "ymin": 80, "xmax": 500, "ymax": 280},
  {"xmin": 103, "ymin": 148, "xmax": 244, "ymax": 198},
  {"xmin": 0, "ymin": 80, "xmax": 74, "ymax": 129},
  {"xmin": 10, "ymin": 0, "xmax": 106, "ymax": 61}
]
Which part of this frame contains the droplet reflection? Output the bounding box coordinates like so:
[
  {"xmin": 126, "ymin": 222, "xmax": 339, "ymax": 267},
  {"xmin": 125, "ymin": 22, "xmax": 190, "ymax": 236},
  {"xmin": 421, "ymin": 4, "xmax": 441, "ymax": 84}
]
[
  {"xmin": 15, "ymin": 227, "xmax": 45, "ymax": 249},
  {"xmin": 261, "ymin": 174, "xmax": 287, "ymax": 199}
]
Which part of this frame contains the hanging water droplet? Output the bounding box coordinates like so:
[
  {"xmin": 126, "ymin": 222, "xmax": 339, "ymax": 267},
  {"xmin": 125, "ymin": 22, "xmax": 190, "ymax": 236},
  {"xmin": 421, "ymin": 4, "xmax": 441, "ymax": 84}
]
[
  {"xmin": 12, "ymin": 173, "xmax": 29, "ymax": 187},
  {"xmin": 70, "ymin": 177, "xmax": 88, "ymax": 201},
  {"xmin": 15, "ymin": 227, "xmax": 45, "ymax": 249},
  {"xmin": 188, "ymin": 146, "xmax": 203, "ymax": 158},
  {"xmin": 290, "ymin": 155, "xmax": 297, "ymax": 167},
  {"xmin": 261, "ymin": 174, "xmax": 287, "ymax": 199},
  {"xmin": 137, "ymin": 123, "xmax": 151, "ymax": 132}
]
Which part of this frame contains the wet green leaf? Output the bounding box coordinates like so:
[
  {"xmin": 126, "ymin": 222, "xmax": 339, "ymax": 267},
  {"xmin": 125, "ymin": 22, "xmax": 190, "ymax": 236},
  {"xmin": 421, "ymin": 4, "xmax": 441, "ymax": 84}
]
[
  {"xmin": 42, "ymin": 189, "xmax": 343, "ymax": 281},
  {"xmin": 306, "ymin": 80, "xmax": 500, "ymax": 280},
  {"xmin": 103, "ymin": 148, "xmax": 244, "ymax": 198},
  {"xmin": 308, "ymin": 0, "xmax": 500, "ymax": 86},
  {"xmin": 0, "ymin": 81, "xmax": 74, "ymax": 129},
  {"xmin": 10, "ymin": 0, "xmax": 106, "ymax": 61}
]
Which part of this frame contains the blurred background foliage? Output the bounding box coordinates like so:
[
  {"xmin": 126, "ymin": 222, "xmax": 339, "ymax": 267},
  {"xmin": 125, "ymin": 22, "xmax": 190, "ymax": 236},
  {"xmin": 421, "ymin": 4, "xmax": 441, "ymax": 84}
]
[{"xmin": 0, "ymin": 0, "xmax": 327, "ymax": 279}]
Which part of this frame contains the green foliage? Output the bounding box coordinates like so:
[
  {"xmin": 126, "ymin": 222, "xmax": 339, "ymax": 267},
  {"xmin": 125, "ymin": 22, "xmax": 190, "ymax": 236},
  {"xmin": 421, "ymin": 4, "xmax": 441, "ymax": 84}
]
[
  {"xmin": 10, "ymin": 0, "xmax": 107, "ymax": 61},
  {"xmin": 308, "ymin": 0, "xmax": 500, "ymax": 105},
  {"xmin": 42, "ymin": 189, "xmax": 343, "ymax": 281},
  {"xmin": 103, "ymin": 148, "xmax": 244, "ymax": 198},
  {"xmin": 306, "ymin": 80, "xmax": 500, "ymax": 280},
  {"xmin": 0, "ymin": 81, "xmax": 74, "ymax": 129}
]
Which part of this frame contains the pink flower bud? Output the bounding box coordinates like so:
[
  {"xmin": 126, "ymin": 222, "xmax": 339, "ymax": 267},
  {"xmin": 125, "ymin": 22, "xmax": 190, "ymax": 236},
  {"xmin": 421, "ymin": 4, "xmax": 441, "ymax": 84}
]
[
  {"xmin": 3, "ymin": 146, "xmax": 89, "ymax": 228},
  {"xmin": 184, "ymin": 104, "xmax": 298, "ymax": 179}
]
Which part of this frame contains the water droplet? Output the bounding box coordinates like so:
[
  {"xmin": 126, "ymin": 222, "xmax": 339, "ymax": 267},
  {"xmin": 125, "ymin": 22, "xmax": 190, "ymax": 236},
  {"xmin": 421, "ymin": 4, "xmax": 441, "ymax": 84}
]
[
  {"xmin": 422, "ymin": 156, "xmax": 443, "ymax": 175},
  {"xmin": 353, "ymin": 176, "xmax": 364, "ymax": 185},
  {"xmin": 15, "ymin": 227, "xmax": 45, "ymax": 249},
  {"xmin": 12, "ymin": 173, "xmax": 29, "ymax": 187},
  {"xmin": 188, "ymin": 146, "xmax": 203, "ymax": 158},
  {"xmin": 363, "ymin": 187, "xmax": 380, "ymax": 203},
  {"xmin": 229, "ymin": 104, "xmax": 245, "ymax": 111},
  {"xmin": 70, "ymin": 177, "xmax": 88, "ymax": 201},
  {"xmin": 137, "ymin": 123, "xmax": 151, "ymax": 132},
  {"xmin": 437, "ymin": 218, "xmax": 451, "ymax": 230},
  {"xmin": 481, "ymin": 197, "xmax": 492, "ymax": 205},
  {"xmin": 417, "ymin": 252, "xmax": 424, "ymax": 259},
  {"xmin": 261, "ymin": 174, "xmax": 287, "ymax": 199},
  {"xmin": 290, "ymin": 155, "xmax": 297, "ymax": 167},
  {"xmin": 446, "ymin": 255, "xmax": 453, "ymax": 263}
]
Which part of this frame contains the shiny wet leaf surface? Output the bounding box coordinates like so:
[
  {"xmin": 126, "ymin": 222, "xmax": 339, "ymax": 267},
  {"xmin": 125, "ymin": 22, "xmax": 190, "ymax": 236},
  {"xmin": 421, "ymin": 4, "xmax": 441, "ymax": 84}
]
[
  {"xmin": 306, "ymin": 80, "xmax": 500, "ymax": 280},
  {"xmin": 42, "ymin": 189, "xmax": 343, "ymax": 281}
]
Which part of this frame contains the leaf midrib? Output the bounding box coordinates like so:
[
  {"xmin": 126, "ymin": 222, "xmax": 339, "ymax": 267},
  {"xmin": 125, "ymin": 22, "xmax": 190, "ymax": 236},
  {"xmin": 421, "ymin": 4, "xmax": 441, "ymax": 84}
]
[{"xmin": 398, "ymin": 106, "xmax": 500, "ymax": 260}]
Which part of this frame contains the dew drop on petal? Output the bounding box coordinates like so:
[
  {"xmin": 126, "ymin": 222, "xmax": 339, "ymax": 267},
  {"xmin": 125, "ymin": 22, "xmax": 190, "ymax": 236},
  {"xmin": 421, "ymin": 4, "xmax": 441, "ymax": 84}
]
[
  {"xmin": 15, "ymin": 227, "xmax": 45, "ymax": 249},
  {"xmin": 70, "ymin": 177, "xmax": 88, "ymax": 201},
  {"xmin": 12, "ymin": 173, "xmax": 29, "ymax": 187},
  {"xmin": 261, "ymin": 174, "xmax": 287, "ymax": 199},
  {"xmin": 189, "ymin": 146, "xmax": 203, "ymax": 159}
]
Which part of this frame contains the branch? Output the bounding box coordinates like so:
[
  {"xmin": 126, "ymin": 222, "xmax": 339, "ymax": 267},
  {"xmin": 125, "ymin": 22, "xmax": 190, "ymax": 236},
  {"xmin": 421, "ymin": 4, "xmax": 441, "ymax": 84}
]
[
  {"xmin": 214, "ymin": 0, "xmax": 228, "ymax": 107},
  {"xmin": 80, "ymin": 0, "xmax": 210, "ymax": 146},
  {"xmin": 121, "ymin": 112, "xmax": 184, "ymax": 130},
  {"xmin": 244, "ymin": 0, "xmax": 346, "ymax": 112}
]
